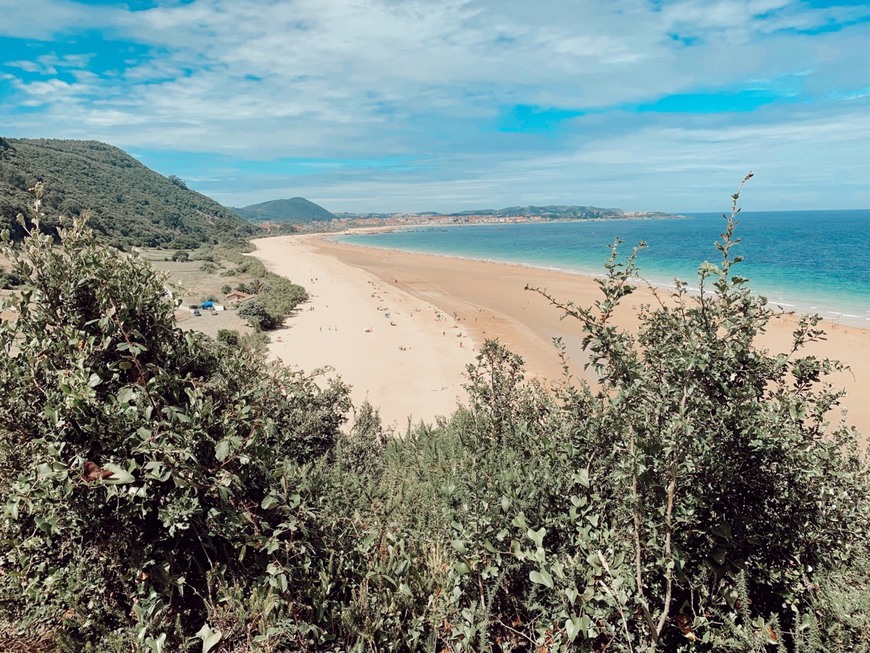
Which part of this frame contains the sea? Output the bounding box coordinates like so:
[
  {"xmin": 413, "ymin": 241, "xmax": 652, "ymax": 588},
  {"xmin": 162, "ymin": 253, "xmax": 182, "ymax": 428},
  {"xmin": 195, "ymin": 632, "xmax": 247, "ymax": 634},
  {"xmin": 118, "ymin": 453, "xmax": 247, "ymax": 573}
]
[{"xmin": 336, "ymin": 210, "xmax": 870, "ymax": 326}]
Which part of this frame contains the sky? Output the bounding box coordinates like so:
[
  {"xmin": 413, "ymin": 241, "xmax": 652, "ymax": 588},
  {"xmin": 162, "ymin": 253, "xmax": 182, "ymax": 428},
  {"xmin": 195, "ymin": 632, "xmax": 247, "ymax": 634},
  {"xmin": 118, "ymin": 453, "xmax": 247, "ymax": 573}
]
[{"xmin": 1, "ymin": 0, "xmax": 869, "ymax": 213}]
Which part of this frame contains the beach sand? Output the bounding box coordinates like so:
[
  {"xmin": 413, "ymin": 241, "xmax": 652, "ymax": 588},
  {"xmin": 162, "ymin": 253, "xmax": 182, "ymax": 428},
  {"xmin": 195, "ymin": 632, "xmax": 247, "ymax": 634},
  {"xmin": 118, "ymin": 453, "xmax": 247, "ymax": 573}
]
[
  {"xmin": 252, "ymin": 236, "xmax": 475, "ymax": 429},
  {"xmin": 253, "ymin": 234, "xmax": 870, "ymax": 437}
]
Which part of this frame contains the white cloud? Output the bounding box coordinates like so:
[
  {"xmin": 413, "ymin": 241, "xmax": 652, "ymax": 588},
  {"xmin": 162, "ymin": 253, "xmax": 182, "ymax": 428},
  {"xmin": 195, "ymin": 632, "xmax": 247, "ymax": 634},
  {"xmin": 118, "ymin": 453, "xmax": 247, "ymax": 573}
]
[
  {"xmin": 1, "ymin": 0, "xmax": 868, "ymax": 210},
  {"xmin": 0, "ymin": 0, "xmax": 116, "ymax": 39},
  {"xmin": 6, "ymin": 60, "xmax": 42, "ymax": 73}
]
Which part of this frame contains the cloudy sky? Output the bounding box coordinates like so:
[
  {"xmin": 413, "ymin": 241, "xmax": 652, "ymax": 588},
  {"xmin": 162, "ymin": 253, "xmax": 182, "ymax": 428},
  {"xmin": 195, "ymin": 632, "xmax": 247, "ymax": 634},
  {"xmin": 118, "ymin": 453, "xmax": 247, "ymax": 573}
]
[{"xmin": 1, "ymin": 0, "xmax": 868, "ymax": 213}]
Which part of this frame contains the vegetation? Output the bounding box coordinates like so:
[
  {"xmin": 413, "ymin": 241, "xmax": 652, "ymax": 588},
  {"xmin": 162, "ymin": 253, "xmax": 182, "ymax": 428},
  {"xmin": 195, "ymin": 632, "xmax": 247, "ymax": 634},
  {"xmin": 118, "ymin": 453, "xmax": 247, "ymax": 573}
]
[
  {"xmin": 449, "ymin": 204, "xmax": 656, "ymax": 219},
  {"xmin": 0, "ymin": 178, "xmax": 867, "ymax": 651},
  {"xmin": 207, "ymin": 248, "xmax": 308, "ymax": 331},
  {"xmin": 0, "ymin": 138, "xmax": 256, "ymax": 248},
  {"xmin": 235, "ymin": 197, "xmax": 336, "ymax": 224},
  {"xmin": 335, "ymin": 206, "xmax": 677, "ymax": 222},
  {"xmin": 0, "ymin": 198, "xmax": 349, "ymax": 651}
]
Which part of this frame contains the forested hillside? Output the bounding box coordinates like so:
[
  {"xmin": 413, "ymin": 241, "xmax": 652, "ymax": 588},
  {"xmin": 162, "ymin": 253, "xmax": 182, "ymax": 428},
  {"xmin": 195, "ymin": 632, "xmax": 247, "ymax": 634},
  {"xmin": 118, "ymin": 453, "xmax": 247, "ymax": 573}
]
[
  {"xmin": 235, "ymin": 196, "xmax": 336, "ymax": 223},
  {"xmin": 0, "ymin": 138, "xmax": 255, "ymax": 248}
]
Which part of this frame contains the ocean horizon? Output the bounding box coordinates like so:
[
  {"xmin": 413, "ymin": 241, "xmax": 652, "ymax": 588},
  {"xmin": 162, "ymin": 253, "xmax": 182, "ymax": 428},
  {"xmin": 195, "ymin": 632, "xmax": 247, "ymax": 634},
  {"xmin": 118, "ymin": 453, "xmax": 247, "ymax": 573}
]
[{"xmin": 337, "ymin": 209, "xmax": 870, "ymax": 326}]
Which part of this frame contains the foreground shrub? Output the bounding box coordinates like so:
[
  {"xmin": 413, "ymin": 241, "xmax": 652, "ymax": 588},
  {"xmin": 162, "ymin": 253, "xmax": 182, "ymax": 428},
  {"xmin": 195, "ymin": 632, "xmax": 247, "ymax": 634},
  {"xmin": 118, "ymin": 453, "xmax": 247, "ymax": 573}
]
[
  {"xmin": 507, "ymin": 175, "xmax": 870, "ymax": 650},
  {"xmin": 0, "ymin": 206, "xmax": 350, "ymax": 650},
  {"xmin": 296, "ymin": 176, "xmax": 870, "ymax": 651},
  {"xmin": 1, "ymin": 179, "xmax": 866, "ymax": 651}
]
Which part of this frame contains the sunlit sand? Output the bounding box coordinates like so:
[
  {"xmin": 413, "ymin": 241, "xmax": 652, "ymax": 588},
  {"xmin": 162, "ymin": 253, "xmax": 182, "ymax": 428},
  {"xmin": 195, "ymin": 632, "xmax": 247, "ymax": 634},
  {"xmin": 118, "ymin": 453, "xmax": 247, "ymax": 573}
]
[{"xmin": 253, "ymin": 234, "xmax": 870, "ymax": 438}]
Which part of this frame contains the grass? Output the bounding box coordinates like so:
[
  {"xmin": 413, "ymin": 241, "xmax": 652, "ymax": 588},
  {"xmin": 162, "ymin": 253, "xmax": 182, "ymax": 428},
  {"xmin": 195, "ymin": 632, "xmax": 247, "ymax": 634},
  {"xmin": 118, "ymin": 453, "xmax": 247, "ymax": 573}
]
[{"xmin": 136, "ymin": 248, "xmax": 258, "ymax": 339}]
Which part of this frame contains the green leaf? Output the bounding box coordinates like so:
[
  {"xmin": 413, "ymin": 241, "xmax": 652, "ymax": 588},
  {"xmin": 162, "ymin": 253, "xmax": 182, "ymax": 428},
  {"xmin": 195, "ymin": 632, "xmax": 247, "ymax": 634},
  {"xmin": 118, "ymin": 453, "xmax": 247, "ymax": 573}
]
[
  {"xmin": 564, "ymin": 586, "xmax": 579, "ymax": 605},
  {"xmin": 565, "ymin": 615, "xmax": 592, "ymax": 641},
  {"xmin": 551, "ymin": 560, "xmax": 566, "ymax": 579},
  {"xmin": 569, "ymin": 494, "xmax": 586, "ymax": 507},
  {"xmin": 710, "ymin": 547, "xmax": 727, "ymax": 565},
  {"xmin": 527, "ymin": 527, "xmax": 546, "ymax": 548},
  {"xmin": 215, "ymin": 439, "xmax": 230, "ymax": 462},
  {"xmin": 261, "ymin": 494, "xmax": 278, "ymax": 509},
  {"xmin": 454, "ymin": 561, "xmax": 471, "ymax": 575},
  {"xmin": 144, "ymin": 633, "xmax": 167, "ymax": 653},
  {"xmin": 102, "ymin": 463, "xmax": 135, "ymax": 484},
  {"xmin": 43, "ymin": 405, "xmax": 58, "ymax": 424},
  {"xmin": 529, "ymin": 569, "xmax": 553, "ymax": 589},
  {"xmin": 565, "ymin": 616, "xmax": 580, "ymax": 641},
  {"xmin": 196, "ymin": 623, "xmax": 222, "ymax": 653},
  {"xmin": 712, "ymin": 522, "xmax": 732, "ymax": 541}
]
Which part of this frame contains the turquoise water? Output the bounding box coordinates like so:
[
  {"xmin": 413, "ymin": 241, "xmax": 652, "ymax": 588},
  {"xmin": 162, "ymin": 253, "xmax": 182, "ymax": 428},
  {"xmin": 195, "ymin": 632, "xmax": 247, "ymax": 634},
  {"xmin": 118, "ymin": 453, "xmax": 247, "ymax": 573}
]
[{"xmin": 336, "ymin": 210, "xmax": 870, "ymax": 325}]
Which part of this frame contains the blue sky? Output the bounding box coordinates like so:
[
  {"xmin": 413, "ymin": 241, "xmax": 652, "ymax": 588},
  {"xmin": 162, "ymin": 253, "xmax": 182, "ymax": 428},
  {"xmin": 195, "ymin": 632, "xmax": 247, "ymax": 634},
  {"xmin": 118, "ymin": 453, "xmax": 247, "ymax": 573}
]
[{"xmin": 1, "ymin": 0, "xmax": 868, "ymax": 213}]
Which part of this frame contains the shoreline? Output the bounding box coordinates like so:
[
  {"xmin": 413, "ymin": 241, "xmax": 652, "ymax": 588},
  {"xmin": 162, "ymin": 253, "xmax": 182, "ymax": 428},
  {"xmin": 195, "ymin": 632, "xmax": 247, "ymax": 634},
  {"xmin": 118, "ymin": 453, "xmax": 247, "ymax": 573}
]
[
  {"xmin": 252, "ymin": 234, "xmax": 870, "ymax": 437},
  {"xmin": 331, "ymin": 223, "xmax": 870, "ymax": 328},
  {"xmin": 335, "ymin": 237, "xmax": 869, "ymax": 323}
]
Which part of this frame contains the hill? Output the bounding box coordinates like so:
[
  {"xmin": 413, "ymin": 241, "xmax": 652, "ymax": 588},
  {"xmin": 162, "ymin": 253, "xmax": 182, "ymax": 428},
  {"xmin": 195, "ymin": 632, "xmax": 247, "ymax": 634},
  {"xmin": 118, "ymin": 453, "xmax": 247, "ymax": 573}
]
[
  {"xmin": 335, "ymin": 205, "xmax": 679, "ymax": 222},
  {"xmin": 0, "ymin": 137, "xmax": 256, "ymax": 248},
  {"xmin": 235, "ymin": 197, "xmax": 336, "ymax": 223},
  {"xmin": 451, "ymin": 205, "xmax": 630, "ymax": 219}
]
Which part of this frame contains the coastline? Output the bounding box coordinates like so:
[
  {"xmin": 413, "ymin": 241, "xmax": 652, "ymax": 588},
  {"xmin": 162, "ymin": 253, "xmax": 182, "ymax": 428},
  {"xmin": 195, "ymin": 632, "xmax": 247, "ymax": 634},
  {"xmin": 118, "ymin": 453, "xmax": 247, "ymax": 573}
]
[
  {"xmin": 334, "ymin": 236, "xmax": 870, "ymax": 327},
  {"xmin": 252, "ymin": 234, "xmax": 870, "ymax": 438},
  {"xmin": 333, "ymin": 216, "xmax": 870, "ymax": 328}
]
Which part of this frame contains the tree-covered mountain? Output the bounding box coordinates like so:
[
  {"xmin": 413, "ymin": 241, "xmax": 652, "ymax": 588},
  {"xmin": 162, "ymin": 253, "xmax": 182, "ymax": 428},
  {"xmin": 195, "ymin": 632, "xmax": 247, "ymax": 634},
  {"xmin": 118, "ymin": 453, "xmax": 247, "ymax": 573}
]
[
  {"xmin": 0, "ymin": 137, "xmax": 256, "ymax": 248},
  {"xmin": 235, "ymin": 197, "xmax": 336, "ymax": 223}
]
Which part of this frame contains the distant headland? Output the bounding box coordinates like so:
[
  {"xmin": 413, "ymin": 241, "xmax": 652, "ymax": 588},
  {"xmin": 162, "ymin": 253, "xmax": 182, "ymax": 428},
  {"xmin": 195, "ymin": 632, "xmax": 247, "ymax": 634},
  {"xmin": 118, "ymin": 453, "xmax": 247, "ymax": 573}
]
[
  {"xmin": 1, "ymin": 136, "xmax": 683, "ymax": 241},
  {"xmin": 253, "ymin": 201, "xmax": 684, "ymax": 233}
]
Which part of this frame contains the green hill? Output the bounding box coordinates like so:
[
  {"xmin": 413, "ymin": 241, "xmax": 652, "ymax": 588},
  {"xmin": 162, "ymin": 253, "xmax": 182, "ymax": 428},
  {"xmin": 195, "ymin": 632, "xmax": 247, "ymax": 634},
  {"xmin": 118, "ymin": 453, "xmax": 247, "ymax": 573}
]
[
  {"xmin": 0, "ymin": 137, "xmax": 256, "ymax": 248},
  {"xmin": 235, "ymin": 197, "xmax": 336, "ymax": 223},
  {"xmin": 450, "ymin": 205, "xmax": 625, "ymax": 219}
]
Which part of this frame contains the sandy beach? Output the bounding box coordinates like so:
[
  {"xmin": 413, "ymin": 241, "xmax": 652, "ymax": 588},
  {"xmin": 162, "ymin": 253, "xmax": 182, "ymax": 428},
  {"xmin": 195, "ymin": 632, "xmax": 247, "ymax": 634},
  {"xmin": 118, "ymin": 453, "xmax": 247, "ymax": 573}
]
[{"xmin": 253, "ymin": 234, "xmax": 870, "ymax": 437}]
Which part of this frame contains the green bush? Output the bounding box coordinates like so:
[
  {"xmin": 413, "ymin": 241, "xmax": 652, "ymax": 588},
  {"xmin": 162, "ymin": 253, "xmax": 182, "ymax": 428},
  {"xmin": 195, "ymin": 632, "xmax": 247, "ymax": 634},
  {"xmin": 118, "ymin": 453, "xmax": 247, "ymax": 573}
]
[
  {"xmin": 1, "ymin": 180, "xmax": 866, "ymax": 651},
  {"xmin": 236, "ymin": 280, "xmax": 308, "ymax": 332},
  {"xmin": 0, "ymin": 211, "xmax": 351, "ymax": 650},
  {"xmin": 510, "ymin": 176, "xmax": 870, "ymax": 650},
  {"xmin": 216, "ymin": 328, "xmax": 240, "ymax": 346},
  {"xmin": 237, "ymin": 297, "xmax": 280, "ymax": 330}
]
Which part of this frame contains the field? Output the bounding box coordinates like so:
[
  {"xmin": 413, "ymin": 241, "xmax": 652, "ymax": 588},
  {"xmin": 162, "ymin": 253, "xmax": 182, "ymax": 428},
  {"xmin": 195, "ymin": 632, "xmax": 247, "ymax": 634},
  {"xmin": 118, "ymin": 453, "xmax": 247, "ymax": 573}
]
[{"xmin": 135, "ymin": 248, "xmax": 255, "ymax": 339}]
